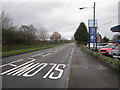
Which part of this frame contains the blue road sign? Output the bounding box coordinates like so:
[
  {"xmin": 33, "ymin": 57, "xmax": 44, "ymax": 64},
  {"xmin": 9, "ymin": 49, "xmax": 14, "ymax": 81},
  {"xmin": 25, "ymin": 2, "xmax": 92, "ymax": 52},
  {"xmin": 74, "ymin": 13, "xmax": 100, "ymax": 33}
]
[
  {"xmin": 89, "ymin": 27, "xmax": 96, "ymax": 43},
  {"xmin": 88, "ymin": 19, "xmax": 97, "ymax": 43}
]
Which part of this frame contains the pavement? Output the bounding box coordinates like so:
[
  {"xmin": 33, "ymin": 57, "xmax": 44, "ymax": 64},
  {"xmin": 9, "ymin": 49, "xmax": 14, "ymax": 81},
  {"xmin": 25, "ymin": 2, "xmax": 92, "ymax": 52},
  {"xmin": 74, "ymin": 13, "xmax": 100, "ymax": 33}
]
[
  {"xmin": 1, "ymin": 43, "xmax": 119, "ymax": 88},
  {"xmin": 68, "ymin": 44, "xmax": 119, "ymax": 88}
]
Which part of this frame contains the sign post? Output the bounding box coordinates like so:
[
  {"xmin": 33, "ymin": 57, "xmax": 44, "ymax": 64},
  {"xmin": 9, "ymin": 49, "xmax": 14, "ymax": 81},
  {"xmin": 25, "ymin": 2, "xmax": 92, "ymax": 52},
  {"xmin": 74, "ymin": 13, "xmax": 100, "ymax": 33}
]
[{"xmin": 88, "ymin": 19, "xmax": 97, "ymax": 50}]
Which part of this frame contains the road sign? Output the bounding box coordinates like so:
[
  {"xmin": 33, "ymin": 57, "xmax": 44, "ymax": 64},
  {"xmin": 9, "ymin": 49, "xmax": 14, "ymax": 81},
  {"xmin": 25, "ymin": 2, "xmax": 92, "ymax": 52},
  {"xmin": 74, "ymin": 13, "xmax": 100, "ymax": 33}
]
[
  {"xmin": 88, "ymin": 19, "xmax": 97, "ymax": 43},
  {"xmin": 88, "ymin": 19, "xmax": 97, "ymax": 27},
  {"xmin": 89, "ymin": 27, "xmax": 97, "ymax": 43}
]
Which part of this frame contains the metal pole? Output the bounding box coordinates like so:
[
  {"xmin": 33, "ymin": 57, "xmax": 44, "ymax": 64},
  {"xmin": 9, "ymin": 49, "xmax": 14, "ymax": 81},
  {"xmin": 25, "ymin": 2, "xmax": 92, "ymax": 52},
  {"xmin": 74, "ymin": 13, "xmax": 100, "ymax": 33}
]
[
  {"xmin": 93, "ymin": 2, "xmax": 97, "ymax": 51},
  {"xmin": 88, "ymin": 22, "xmax": 90, "ymax": 49},
  {"xmin": 94, "ymin": 2, "xmax": 97, "ymax": 51}
]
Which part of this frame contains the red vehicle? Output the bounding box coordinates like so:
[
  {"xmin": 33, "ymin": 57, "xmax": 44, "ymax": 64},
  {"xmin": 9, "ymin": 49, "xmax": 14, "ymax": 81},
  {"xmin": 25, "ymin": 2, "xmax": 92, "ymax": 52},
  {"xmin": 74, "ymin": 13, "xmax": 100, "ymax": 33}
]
[{"xmin": 98, "ymin": 43, "xmax": 119, "ymax": 55}]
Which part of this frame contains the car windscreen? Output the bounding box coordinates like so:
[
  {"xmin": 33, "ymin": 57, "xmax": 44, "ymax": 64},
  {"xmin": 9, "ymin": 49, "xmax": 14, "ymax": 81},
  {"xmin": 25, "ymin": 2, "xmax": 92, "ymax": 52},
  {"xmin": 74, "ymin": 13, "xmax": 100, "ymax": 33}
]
[
  {"xmin": 105, "ymin": 44, "xmax": 116, "ymax": 48},
  {"xmin": 115, "ymin": 45, "xmax": 120, "ymax": 50}
]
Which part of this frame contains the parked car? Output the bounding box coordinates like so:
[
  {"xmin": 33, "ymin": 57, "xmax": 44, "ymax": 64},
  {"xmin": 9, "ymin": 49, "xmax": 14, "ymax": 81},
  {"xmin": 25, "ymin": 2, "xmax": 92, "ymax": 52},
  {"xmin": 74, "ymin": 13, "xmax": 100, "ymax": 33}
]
[
  {"xmin": 86, "ymin": 43, "xmax": 107, "ymax": 51},
  {"xmin": 98, "ymin": 43, "xmax": 119, "ymax": 55},
  {"xmin": 108, "ymin": 44, "xmax": 120, "ymax": 58},
  {"xmin": 97, "ymin": 43, "xmax": 108, "ymax": 51}
]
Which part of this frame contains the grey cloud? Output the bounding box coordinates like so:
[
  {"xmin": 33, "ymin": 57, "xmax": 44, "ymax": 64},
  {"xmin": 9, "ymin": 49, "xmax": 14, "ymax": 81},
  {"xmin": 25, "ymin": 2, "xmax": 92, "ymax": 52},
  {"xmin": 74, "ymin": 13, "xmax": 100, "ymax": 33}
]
[{"xmin": 2, "ymin": 0, "xmax": 119, "ymax": 39}]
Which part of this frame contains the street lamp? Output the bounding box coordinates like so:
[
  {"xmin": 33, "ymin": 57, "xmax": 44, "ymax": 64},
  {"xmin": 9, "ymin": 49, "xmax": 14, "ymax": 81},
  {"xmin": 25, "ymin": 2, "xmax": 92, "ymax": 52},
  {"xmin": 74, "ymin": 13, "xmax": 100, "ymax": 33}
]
[{"xmin": 79, "ymin": 2, "xmax": 97, "ymax": 51}]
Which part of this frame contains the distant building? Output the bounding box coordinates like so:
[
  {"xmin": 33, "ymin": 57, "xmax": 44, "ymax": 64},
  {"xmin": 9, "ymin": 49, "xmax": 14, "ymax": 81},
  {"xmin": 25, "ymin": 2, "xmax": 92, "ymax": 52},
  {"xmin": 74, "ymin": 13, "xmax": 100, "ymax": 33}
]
[
  {"xmin": 50, "ymin": 32, "xmax": 61, "ymax": 41},
  {"xmin": 97, "ymin": 33, "xmax": 102, "ymax": 42}
]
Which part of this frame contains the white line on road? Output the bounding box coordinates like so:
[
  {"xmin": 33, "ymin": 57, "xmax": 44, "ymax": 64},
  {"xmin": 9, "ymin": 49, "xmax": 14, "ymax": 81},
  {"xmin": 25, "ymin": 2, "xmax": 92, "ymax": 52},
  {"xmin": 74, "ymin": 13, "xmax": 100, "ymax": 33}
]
[
  {"xmin": 65, "ymin": 44, "xmax": 74, "ymax": 88},
  {"xmin": 54, "ymin": 50, "xmax": 58, "ymax": 52},
  {"xmin": 47, "ymin": 50, "xmax": 53, "ymax": 52},
  {"xmin": 1, "ymin": 58, "xmax": 36, "ymax": 75},
  {"xmin": 42, "ymin": 53, "xmax": 51, "ymax": 57},
  {"xmin": 0, "ymin": 59, "xmax": 23, "ymax": 68},
  {"xmin": 8, "ymin": 63, "xmax": 17, "ymax": 67},
  {"xmin": 43, "ymin": 63, "xmax": 57, "ymax": 78},
  {"xmin": 31, "ymin": 53, "xmax": 43, "ymax": 57}
]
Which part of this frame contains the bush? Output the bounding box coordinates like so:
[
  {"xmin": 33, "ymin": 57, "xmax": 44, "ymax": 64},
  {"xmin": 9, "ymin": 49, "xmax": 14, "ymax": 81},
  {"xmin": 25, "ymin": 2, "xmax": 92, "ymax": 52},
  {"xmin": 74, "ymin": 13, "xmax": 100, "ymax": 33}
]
[{"xmin": 80, "ymin": 45, "xmax": 120, "ymax": 72}]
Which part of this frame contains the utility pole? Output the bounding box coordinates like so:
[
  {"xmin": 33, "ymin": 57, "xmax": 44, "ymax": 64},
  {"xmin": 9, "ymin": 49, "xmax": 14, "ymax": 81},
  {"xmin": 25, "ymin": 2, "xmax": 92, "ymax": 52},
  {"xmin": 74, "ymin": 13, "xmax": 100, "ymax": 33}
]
[
  {"xmin": 93, "ymin": 2, "xmax": 97, "ymax": 51},
  {"xmin": 79, "ymin": 2, "xmax": 97, "ymax": 51}
]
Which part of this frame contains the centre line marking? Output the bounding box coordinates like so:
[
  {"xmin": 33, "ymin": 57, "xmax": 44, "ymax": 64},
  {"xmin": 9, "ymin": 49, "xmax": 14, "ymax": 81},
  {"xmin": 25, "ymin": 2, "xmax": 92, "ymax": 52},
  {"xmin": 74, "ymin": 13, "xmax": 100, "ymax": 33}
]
[
  {"xmin": 47, "ymin": 50, "xmax": 53, "ymax": 52},
  {"xmin": 54, "ymin": 50, "xmax": 58, "ymax": 52},
  {"xmin": 31, "ymin": 53, "xmax": 43, "ymax": 57},
  {"xmin": 42, "ymin": 53, "xmax": 51, "ymax": 57}
]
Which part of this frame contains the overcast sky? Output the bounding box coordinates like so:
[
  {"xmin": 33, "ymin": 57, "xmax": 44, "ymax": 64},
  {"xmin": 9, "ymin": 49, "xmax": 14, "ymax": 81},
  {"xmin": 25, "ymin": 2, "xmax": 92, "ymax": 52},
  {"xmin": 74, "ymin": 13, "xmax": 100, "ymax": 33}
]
[{"xmin": 1, "ymin": 0, "xmax": 120, "ymax": 40}]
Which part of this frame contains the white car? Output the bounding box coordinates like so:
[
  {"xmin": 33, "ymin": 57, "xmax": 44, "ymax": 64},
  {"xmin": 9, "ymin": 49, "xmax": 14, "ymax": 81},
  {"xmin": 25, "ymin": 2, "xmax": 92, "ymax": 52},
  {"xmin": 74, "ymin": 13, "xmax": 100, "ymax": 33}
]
[{"xmin": 109, "ymin": 44, "xmax": 120, "ymax": 59}]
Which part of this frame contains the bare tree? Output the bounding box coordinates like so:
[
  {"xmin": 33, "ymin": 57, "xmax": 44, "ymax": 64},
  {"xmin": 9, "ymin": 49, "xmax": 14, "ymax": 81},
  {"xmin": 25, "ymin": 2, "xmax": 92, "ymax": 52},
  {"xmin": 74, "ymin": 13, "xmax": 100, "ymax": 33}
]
[
  {"xmin": 1, "ymin": 11, "xmax": 13, "ymax": 29},
  {"xmin": 50, "ymin": 32, "xmax": 61, "ymax": 41},
  {"xmin": 37, "ymin": 28, "xmax": 48, "ymax": 41},
  {"xmin": 19, "ymin": 25, "xmax": 36, "ymax": 35}
]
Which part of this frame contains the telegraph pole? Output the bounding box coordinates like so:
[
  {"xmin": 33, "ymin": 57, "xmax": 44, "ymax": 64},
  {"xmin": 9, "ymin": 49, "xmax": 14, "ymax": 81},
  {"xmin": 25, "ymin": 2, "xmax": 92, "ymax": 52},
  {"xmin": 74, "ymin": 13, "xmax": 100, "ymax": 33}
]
[{"xmin": 93, "ymin": 2, "xmax": 97, "ymax": 51}]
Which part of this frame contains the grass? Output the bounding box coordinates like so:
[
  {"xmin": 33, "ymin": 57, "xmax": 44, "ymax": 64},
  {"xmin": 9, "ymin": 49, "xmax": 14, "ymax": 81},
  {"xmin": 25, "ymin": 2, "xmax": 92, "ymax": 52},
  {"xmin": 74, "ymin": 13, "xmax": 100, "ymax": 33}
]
[{"xmin": 2, "ymin": 43, "xmax": 65, "ymax": 57}]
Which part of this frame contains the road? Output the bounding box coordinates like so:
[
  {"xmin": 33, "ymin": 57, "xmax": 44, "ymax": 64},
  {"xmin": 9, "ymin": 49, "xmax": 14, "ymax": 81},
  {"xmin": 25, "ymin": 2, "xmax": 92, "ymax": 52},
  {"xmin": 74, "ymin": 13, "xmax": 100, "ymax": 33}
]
[
  {"xmin": 1, "ymin": 43, "xmax": 119, "ymax": 88},
  {"xmin": 1, "ymin": 43, "xmax": 74, "ymax": 88}
]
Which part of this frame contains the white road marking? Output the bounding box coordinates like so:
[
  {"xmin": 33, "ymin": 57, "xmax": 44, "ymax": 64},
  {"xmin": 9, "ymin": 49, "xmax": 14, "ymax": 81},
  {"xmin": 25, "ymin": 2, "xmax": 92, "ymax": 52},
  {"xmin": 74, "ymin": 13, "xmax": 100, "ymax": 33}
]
[
  {"xmin": 9, "ymin": 63, "xmax": 34, "ymax": 76},
  {"xmin": 54, "ymin": 50, "xmax": 58, "ymax": 52},
  {"xmin": 0, "ymin": 59, "xmax": 23, "ymax": 68},
  {"xmin": 8, "ymin": 63, "xmax": 17, "ymax": 67},
  {"xmin": 42, "ymin": 53, "xmax": 51, "ymax": 57},
  {"xmin": 23, "ymin": 63, "xmax": 48, "ymax": 77},
  {"xmin": 49, "ymin": 64, "xmax": 66, "ymax": 79},
  {"xmin": 1, "ymin": 61, "xmax": 66, "ymax": 79},
  {"xmin": 47, "ymin": 50, "xmax": 53, "ymax": 52},
  {"xmin": 17, "ymin": 63, "xmax": 40, "ymax": 76},
  {"xmin": 43, "ymin": 63, "xmax": 57, "ymax": 78},
  {"xmin": 31, "ymin": 53, "xmax": 43, "ymax": 57},
  {"xmin": 65, "ymin": 44, "xmax": 74, "ymax": 88},
  {"xmin": 1, "ymin": 58, "xmax": 36, "ymax": 75}
]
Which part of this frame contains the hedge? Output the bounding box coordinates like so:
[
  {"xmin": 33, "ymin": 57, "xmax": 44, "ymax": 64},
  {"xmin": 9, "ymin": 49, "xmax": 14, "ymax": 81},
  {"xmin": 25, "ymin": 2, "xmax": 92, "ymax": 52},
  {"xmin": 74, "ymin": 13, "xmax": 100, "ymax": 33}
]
[{"xmin": 80, "ymin": 45, "xmax": 120, "ymax": 72}]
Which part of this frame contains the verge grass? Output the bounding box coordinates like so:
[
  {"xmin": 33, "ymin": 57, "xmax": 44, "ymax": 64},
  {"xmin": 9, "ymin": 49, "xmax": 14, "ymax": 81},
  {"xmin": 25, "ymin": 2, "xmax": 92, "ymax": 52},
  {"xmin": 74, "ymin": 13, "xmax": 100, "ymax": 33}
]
[{"xmin": 2, "ymin": 43, "xmax": 64, "ymax": 57}]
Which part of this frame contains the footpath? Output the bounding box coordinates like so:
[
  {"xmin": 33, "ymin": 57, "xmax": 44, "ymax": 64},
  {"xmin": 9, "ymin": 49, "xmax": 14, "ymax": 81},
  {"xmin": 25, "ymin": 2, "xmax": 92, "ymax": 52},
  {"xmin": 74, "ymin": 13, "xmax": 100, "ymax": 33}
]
[{"xmin": 68, "ymin": 45, "xmax": 119, "ymax": 88}]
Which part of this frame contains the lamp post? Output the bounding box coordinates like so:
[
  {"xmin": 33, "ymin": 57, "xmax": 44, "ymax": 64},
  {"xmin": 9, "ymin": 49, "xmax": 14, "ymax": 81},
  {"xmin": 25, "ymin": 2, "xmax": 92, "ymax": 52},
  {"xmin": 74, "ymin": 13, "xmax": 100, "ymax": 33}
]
[{"xmin": 80, "ymin": 2, "xmax": 97, "ymax": 51}]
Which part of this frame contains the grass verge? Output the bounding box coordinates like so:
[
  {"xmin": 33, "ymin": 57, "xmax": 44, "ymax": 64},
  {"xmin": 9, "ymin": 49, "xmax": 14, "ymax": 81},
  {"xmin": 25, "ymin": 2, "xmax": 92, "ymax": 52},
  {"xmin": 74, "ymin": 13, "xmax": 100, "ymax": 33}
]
[
  {"xmin": 80, "ymin": 45, "xmax": 120, "ymax": 72},
  {"xmin": 2, "ymin": 43, "xmax": 65, "ymax": 57}
]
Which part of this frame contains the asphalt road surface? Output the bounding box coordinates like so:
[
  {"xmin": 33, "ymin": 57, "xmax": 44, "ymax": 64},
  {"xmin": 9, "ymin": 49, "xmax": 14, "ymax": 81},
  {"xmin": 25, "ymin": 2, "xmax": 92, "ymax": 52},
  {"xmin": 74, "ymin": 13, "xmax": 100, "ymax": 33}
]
[
  {"xmin": 1, "ymin": 43, "xmax": 119, "ymax": 88},
  {"xmin": 1, "ymin": 43, "xmax": 74, "ymax": 88}
]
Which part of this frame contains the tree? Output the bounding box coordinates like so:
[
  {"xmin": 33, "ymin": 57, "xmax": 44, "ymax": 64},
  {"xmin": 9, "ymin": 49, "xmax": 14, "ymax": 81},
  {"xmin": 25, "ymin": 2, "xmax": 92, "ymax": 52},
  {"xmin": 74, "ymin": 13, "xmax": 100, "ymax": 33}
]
[
  {"xmin": 1, "ymin": 11, "xmax": 17, "ymax": 45},
  {"xmin": 50, "ymin": 32, "xmax": 61, "ymax": 41},
  {"xmin": 18, "ymin": 25, "xmax": 37, "ymax": 45},
  {"xmin": 112, "ymin": 34, "xmax": 120, "ymax": 40},
  {"xmin": 1, "ymin": 11, "xmax": 14, "ymax": 29},
  {"xmin": 74, "ymin": 22, "xmax": 88, "ymax": 44},
  {"xmin": 37, "ymin": 28, "xmax": 49, "ymax": 41},
  {"xmin": 102, "ymin": 36, "xmax": 109, "ymax": 42}
]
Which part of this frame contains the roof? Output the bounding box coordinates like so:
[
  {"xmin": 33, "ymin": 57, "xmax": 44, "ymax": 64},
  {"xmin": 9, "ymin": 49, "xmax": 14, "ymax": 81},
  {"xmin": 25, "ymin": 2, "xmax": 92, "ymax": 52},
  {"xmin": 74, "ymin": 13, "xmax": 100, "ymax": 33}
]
[{"xmin": 111, "ymin": 25, "xmax": 120, "ymax": 32}]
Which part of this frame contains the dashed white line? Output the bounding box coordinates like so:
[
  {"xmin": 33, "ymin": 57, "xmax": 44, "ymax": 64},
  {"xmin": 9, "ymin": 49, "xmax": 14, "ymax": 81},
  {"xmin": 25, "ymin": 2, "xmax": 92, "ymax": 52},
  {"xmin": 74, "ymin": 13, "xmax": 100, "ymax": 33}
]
[
  {"xmin": 42, "ymin": 53, "xmax": 51, "ymax": 57},
  {"xmin": 47, "ymin": 50, "xmax": 53, "ymax": 52},
  {"xmin": 31, "ymin": 53, "xmax": 43, "ymax": 57},
  {"xmin": 54, "ymin": 50, "xmax": 58, "ymax": 52}
]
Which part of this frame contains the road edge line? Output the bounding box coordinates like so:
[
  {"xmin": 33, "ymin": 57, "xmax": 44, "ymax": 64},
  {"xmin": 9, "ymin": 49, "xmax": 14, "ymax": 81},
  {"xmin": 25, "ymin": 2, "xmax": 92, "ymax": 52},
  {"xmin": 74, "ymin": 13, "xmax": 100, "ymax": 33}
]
[{"xmin": 64, "ymin": 43, "xmax": 74, "ymax": 88}]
